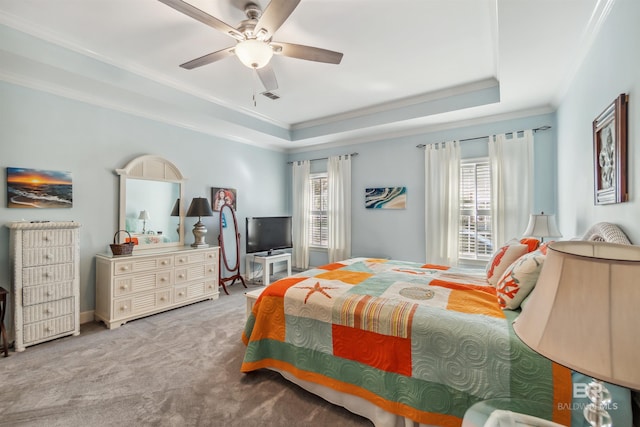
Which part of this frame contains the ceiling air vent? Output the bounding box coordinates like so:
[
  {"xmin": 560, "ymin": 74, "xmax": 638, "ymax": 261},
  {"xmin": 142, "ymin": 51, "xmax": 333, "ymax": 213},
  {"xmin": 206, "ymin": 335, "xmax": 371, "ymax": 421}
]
[{"xmin": 262, "ymin": 91, "xmax": 280, "ymax": 100}]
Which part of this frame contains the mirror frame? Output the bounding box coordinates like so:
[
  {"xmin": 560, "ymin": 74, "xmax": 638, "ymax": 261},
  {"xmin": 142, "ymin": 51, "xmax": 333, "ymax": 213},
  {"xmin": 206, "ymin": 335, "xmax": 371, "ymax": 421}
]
[
  {"xmin": 218, "ymin": 203, "xmax": 246, "ymax": 294},
  {"xmin": 116, "ymin": 154, "xmax": 185, "ymax": 251}
]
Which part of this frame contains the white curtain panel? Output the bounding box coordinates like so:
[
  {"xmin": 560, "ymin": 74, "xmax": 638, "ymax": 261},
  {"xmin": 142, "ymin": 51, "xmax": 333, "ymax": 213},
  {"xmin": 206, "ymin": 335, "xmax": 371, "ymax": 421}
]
[
  {"xmin": 327, "ymin": 155, "xmax": 352, "ymax": 263},
  {"xmin": 489, "ymin": 129, "xmax": 534, "ymax": 247},
  {"xmin": 424, "ymin": 141, "xmax": 460, "ymax": 266},
  {"xmin": 292, "ymin": 160, "xmax": 310, "ymax": 269}
]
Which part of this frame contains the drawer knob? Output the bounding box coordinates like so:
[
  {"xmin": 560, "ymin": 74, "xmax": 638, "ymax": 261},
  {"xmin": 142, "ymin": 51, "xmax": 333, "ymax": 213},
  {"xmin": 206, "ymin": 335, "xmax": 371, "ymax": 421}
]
[
  {"xmin": 160, "ymin": 277, "xmax": 166, "ymax": 282},
  {"xmin": 161, "ymin": 260, "xmax": 168, "ymax": 265},
  {"xmin": 161, "ymin": 296, "xmax": 166, "ymax": 301},
  {"xmin": 178, "ymin": 258, "xmax": 185, "ymax": 263},
  {"xmin": 45, "ymin": 254, "xmax": 53, "ymax": 260},
  {"xmin": 43, "ymin": 235, "xmax": 50, "ymax": 241},
  {"xmin": 120, "ymin": 305, "xmax": 128, "ymax": 311},
  {"xmin": 208, "ymin": 268, "xmax": 214, "ymax": 272},
  {"xmin": 120, "ymin": 285, "xmax": 128, "ymax": 290},
  {"xmin": 45, "ymin": 272, "xmax": 52, "ymax": 278},
  {"xmin": 178, "ymin": 292, "xmax": 185, "ymax": 296},
  {"xmin": 179, "ymin": 274, "xmax": 185, "ymax": 279},
  {"xmin": 45, "ymin": 326, "xmax": 53, "ymax": 332},
  {"xmin": 45, "ymin": 307, "xmax": 53, "ymax": 314},
  {"xmin": 46, "ymin": 290, "xmax": 53, "ymax": 296}
]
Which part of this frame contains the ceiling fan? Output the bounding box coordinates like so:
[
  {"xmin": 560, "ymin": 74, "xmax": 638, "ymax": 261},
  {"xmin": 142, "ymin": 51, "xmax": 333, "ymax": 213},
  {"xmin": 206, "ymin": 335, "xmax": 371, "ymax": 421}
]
[{"xmin": 158, "ymin": 0, "xmax": 344, "ymax": 92}]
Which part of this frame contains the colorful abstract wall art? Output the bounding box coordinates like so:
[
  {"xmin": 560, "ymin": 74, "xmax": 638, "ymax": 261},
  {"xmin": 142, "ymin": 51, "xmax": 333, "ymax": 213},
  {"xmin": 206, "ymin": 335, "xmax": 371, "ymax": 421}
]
[
  {"xmin": 365, "ymin": 187, "xmax": 406, "ymax": 209},
  {"xmin": 6, "ymin": 167, "xmax": 73, "ymax": 208}
]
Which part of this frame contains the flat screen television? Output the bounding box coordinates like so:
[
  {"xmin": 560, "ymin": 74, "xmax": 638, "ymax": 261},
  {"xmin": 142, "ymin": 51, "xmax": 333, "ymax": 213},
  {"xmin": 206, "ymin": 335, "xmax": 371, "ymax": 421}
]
[{"xmin": 246, "ymin": 216, "xmax": 293, "ymax": 255}]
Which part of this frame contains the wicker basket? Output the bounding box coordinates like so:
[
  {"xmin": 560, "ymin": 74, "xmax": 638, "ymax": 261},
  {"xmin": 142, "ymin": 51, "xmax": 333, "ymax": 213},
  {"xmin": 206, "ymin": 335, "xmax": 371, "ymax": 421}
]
[{"xmin": 110, "ymin": 230, "xmax": 135, "ymax": 256}]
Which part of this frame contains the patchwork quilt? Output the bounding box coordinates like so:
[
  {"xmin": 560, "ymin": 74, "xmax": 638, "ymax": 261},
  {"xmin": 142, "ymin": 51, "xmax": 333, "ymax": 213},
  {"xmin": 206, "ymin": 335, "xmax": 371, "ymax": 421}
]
[{"xmin": 241, "ymin": 258, "xmax": 572, "ymax": 426}]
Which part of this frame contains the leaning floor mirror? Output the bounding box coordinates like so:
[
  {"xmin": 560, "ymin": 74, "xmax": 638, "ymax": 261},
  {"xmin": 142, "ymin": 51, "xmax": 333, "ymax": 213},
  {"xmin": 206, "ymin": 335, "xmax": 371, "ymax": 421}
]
[{"xmin": 218, "ymin": 203, "xmax": 246, "ymax": 294}]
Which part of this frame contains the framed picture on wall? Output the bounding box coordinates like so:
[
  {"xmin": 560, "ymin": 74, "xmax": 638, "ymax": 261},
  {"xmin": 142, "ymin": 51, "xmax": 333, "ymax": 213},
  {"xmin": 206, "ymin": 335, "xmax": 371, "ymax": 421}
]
[
  {"xmin": 212, "ymin": 187, "xmax": 237, "ymax": 211},
  {"xmin": 365, "ymin": 187, "xmax": 407, "ymax": 209},
  {"xmin": 593, "ymin": 93, "xmax": 628, "ymax": 205},
  {"xmin": 6, "ymin": 167, "xmax": 73, "ymax": 208}
]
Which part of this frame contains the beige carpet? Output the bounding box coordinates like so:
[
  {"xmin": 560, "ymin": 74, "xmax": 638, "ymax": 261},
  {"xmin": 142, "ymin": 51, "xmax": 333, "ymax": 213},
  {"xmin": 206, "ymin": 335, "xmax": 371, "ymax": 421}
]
[{"xmin": 0, "ymin": 282, "xmax": 373, "ymax": 427}]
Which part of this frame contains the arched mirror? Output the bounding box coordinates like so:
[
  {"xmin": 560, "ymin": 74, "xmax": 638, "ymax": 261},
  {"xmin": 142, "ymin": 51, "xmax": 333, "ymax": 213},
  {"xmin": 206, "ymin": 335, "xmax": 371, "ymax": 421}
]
[
  {"xmin": 116, "ymin": 155, "xmax": 185, "ymax": 251},
  {"xmin": 218, "ymin": 203, "xmax": 246, "ymax": 295}
]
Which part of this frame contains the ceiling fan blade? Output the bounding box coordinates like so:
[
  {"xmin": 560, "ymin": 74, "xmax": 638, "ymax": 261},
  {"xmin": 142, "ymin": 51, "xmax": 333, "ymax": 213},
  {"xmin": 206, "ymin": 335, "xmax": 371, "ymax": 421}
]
[
  {"xmin": 180, "ymin": 46, "xmax": 236, "ymax": 69},
  {"xmin": 256, "ymin": 65, "xmax": 278, "ymax": 92},
  {"xmin": 158, "ymin": 0, "xmax": 244, "ymax": 40},
  {"xmin": 254, "ymin": 0, "xmax": 301, "ymax": 38},
  {"xmin": 271, "ymin": 42, "xmax": 343, "ymax": 64}
]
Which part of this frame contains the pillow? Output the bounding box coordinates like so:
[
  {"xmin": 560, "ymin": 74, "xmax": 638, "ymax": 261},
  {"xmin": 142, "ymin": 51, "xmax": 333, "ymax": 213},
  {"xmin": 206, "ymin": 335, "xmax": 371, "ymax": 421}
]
[
  {"xmin": 496, "ymin": 250, "xmax": 546, "ymax": 309},
  {"xmin": 486, "ymin": 240, "xmax": 528, "ymax": 286}
]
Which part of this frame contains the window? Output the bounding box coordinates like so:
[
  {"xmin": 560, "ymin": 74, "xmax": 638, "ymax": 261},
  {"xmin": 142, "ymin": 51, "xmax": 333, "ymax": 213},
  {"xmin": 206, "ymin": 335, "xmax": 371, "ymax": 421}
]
[
  {"xmin": 459, "ymin": 159, "xmax": 493, "ymax": 261},
  {"xmin": 309, "ymin": 173, "xmax": 328, "ymax": 247}
]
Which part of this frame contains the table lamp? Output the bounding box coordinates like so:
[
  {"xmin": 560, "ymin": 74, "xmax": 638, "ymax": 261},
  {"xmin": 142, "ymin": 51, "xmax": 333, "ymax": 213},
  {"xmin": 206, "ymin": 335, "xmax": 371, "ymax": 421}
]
[
  {"xmin": 186, "ymin": 197, "xmax": 214, "ymax": 248},
  {"xmin": 170, "ymin": 198, "xmax": 180, "ymax": 235},
  {"xmin": 513, "ymin": 241, "xmax": 640, "ymax": 426},
  {"xmin": 522, "ymin": 212, "xmax": 562, "ymax": 242},
  {"xmin": 138, "ymin": 210, "xmax": 150, "ymax": 234}
]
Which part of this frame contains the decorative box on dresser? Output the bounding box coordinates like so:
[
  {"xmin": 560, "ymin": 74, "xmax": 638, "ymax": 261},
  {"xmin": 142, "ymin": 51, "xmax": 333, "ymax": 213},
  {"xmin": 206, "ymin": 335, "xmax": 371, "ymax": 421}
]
[
  {"xmin": 95, "ymin": 246, "xmax": 219, "ymax": 329},
  {"xmin": 7, "ymin": 221, "xmax": 82, "ymax": 352}
]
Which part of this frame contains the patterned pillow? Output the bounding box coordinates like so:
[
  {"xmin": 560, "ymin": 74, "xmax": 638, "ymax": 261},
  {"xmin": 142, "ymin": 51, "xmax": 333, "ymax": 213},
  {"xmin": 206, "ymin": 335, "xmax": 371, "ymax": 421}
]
[
  {"xmin": 486, "ymin": 241, "xmax": 528, "ymax": 286},
  {"xmin": 496, "ymin": 250, "xmax": 546, "ymax": 309}
]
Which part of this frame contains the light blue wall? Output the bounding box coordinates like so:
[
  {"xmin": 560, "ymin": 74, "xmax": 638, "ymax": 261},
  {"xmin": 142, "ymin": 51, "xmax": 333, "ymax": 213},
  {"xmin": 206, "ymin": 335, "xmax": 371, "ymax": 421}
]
[
  {"xmin": 0, "ymin": 82, "xmax": 289, "ymax": 314},
  {"xmin": 556, "ymin": 0, "xmax": 640, "ymax": 243},
  {"xmin": 288, "ymin": 113, "xmax": 557, "ymax": 266}
]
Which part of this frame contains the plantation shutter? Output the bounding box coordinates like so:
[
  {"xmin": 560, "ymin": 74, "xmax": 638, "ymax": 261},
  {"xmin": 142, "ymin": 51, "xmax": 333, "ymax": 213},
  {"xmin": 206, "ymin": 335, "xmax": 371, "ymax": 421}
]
[
  {"xmin": 309, "ymin": 174, "xmax": 328, "ymax": 247},
  {"xmin": 459, "ymin": 161, "xmax": 493, "ymax": 260}
]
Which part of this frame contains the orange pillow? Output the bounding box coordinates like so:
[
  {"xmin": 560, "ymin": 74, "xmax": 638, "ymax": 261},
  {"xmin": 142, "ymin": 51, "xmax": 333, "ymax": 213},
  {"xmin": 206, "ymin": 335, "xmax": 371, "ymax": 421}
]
[{"xmin": 519, "ymin": 237, "xmax": 540, "ymax": 252}]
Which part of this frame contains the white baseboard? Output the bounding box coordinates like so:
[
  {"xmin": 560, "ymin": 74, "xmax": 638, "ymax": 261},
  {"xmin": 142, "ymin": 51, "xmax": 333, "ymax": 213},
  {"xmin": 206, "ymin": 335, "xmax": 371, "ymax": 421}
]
[{"xmin": 80, "ymin": 310, "xmax": 94, "ymax": 324}]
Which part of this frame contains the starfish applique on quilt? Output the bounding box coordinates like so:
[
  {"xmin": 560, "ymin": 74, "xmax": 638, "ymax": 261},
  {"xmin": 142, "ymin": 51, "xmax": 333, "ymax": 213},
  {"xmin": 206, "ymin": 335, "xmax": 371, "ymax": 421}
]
[{"xmin": 297, "ymin": 282, "xmax": 337, "ymax": 303}]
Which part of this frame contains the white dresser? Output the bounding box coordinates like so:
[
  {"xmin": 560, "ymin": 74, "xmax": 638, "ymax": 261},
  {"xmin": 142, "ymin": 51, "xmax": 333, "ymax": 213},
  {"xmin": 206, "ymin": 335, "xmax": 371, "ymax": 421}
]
[
  {"xmin": 95, "ymin": 246, "xmax": 219, "ymax": 329},
  {"xmin": 7, "ymin": 221, "xmax": 82, "ymax": 352}
]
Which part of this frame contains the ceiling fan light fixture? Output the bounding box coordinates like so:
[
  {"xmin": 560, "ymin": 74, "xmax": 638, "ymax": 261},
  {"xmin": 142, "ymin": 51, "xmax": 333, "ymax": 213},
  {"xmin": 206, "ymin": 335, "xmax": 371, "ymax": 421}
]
[{"xmin": 235, "ymin": 39, "xmax": 273, "ymax": 69}]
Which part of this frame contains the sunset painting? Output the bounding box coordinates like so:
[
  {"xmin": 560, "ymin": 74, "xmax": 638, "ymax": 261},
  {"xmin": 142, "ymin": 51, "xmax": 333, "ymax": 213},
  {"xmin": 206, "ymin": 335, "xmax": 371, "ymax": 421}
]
[{"xmin": 7, "ymin": 167, "xmax": 73, "ymax": 208}]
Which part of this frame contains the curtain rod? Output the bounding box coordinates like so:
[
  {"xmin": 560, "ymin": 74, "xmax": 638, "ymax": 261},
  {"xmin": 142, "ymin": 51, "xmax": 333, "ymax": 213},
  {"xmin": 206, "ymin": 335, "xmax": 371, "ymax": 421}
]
[
  {"xmin": 415, "ymin": 125, "xmax": 552, "ymax": 149},
  {"xmin": 288, "ymin": 152, "xmax": 358, "ymax": 164}
]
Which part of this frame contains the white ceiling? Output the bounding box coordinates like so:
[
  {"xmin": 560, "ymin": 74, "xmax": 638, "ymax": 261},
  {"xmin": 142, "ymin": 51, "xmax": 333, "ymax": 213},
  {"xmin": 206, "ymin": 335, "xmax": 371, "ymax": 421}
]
[{"xmin": 0, "ymin": 0, "xmax": 608, "ymax": 151}]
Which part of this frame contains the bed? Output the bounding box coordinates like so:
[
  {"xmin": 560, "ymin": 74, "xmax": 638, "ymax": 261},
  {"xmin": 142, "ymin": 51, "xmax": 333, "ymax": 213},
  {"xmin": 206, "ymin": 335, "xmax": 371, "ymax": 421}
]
[{"xmin": 241, "ymin": 223, "xmax": 633, "ymax": 426}]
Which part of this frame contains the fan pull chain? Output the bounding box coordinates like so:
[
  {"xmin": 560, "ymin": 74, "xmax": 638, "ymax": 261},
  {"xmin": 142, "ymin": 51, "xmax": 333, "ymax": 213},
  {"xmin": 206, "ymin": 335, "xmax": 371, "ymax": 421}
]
[{"xmin": 252, "ymin": 69, "xmax": 259, "ymax": 107}]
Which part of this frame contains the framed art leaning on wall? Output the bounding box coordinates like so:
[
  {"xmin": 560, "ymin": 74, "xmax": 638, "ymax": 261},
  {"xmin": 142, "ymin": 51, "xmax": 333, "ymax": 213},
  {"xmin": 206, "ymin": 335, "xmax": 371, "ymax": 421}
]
[{"xmin": 593, "ymin": 93, "xmax": 628, "ymax": 205}]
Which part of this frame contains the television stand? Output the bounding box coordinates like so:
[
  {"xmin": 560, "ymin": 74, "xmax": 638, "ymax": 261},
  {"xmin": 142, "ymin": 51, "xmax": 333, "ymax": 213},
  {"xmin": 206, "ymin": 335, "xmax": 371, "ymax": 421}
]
[{"xmin": 245, "ymin": 252, "xmax": 292, "ymax": 286}]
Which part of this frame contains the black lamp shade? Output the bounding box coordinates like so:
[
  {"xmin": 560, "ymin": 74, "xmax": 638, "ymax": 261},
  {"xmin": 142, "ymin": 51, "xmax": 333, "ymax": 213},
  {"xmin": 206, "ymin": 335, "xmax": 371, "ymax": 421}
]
[
  {"xmin": 186, "ymin": 197, "xmax": 214, "ymax": 218},
  {"xmin": 170, "ymin": 198, "xmax": 180, "ymax": 216}
]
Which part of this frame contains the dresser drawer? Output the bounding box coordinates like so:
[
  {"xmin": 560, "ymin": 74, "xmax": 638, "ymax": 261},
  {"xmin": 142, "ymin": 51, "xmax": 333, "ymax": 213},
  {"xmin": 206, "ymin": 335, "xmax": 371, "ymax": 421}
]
[
  {"xmin": 22, "ymin": 229, "xmax": 75, "ymax": 248},
  {"xmin": 23, "ymin": 297, "xmax": 74, "ymax": 324},
  {"xmin": 175, "ymin": 249, "xmax": 217, "ymax": 266},
  {"xmin": 22, "ymin": 246, "xmax": 74, "ymax": 267},
  {"xmin": 22, "ymin": 281, "xmax": 74, "ymax": 306},
  {"xmin": 112, "ymin": 290, "xmax": 173, "ymax": 320},
  {"xmin": 113, "ymin": 270, "xmax": 173, "ymax": 296},
  {"xmin": 22, "ymin": 263, "xmax": 74, "ymax": 287},
  {"xmin": 23, "ymin": 314, "xmax": 75, "ymax": 344},
  {"xmin": 174, "ymin": 280, "xmax": 216, "ymax": 303},
  {"xmin": 113, "ymin": 255, "xmax": 173, "ymax": 275}
]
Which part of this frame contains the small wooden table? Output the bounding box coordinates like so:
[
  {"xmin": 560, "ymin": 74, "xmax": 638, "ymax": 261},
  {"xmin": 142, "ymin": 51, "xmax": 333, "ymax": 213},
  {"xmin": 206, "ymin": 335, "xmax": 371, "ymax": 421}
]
[{"xmin": 0, "ymin": 287, "xmax": 8, "ymax": 357}]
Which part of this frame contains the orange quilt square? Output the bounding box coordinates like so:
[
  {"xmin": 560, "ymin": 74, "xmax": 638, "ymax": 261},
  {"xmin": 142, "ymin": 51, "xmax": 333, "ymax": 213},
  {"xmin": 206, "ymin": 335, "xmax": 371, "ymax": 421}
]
[
  {"xmin": 332, "ymin": 324, "xmax": 412, "ymax": 377},
  {"xmin": 317, "ymin": 262, "xmax": 347, "ymax": 271},
  {"xmin": 446, "ymin": 289, "xmax": 505, "ymax": 318},
  {"xmin": 315, "ymin": 270, "xmax": 373, "ymax": 285}
]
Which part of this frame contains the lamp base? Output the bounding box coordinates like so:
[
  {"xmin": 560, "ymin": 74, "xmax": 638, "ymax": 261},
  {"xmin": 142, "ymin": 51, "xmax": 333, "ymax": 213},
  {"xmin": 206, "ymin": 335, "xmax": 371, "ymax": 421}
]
[
  {"xmin": 191, "ymin": 220, "xmax": 209, "ymax": 248},
  {"xmin": 584, "ymin": 379, "xmax": 612, "ymax": 427}
]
